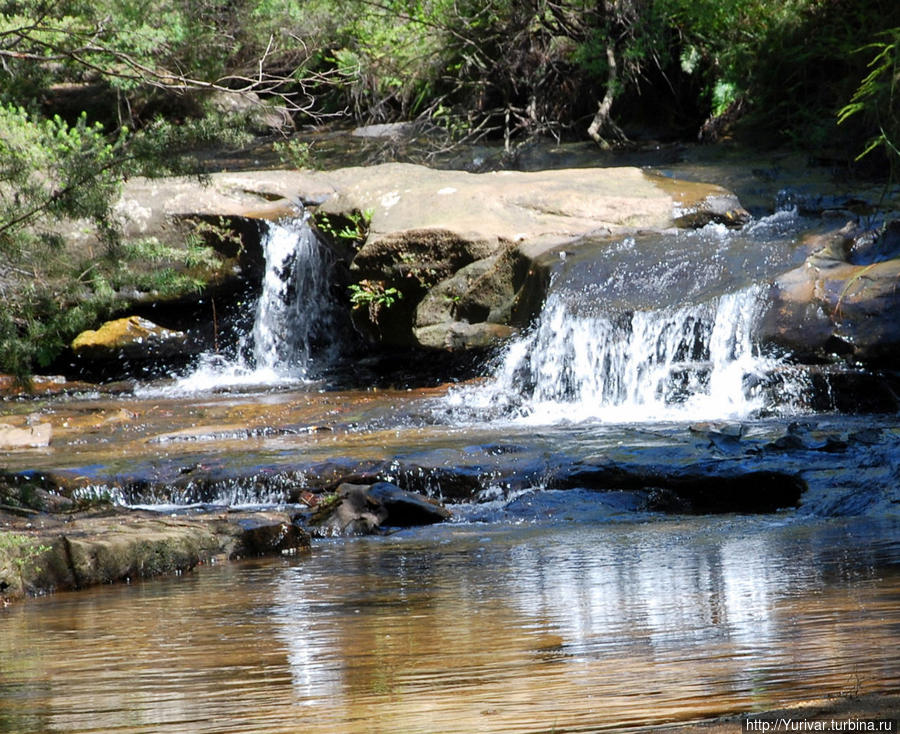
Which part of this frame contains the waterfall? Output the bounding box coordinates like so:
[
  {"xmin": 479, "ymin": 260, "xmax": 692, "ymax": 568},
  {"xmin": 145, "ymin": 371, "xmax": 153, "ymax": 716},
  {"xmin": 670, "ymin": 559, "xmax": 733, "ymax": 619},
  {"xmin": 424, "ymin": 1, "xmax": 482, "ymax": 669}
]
[
  {"xmin": 445, "ymin": 285, "xmax": 806, "ymax": 424},
  {"xmin": 247, "ymin": 215, "xmax": 340, "ymax": 377},
  {"xmin": 169, "ymin": 215, "xmax": 341, "ymax": 392}
]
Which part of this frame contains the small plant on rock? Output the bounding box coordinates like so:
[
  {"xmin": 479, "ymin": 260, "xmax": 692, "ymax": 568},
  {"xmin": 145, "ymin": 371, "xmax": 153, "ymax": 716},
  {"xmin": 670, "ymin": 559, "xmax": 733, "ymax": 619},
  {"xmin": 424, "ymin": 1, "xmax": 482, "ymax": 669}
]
[
  {"xmin": 315, "ymin": 209, "xmax": 373, "ymax": 250},
  {"xmin": 0, "ymin": 533, "xmax": 51, "ymax": 574},
  {"xmin": 348, "ymin": 279, "xmax": 402, "ymax": 324}
]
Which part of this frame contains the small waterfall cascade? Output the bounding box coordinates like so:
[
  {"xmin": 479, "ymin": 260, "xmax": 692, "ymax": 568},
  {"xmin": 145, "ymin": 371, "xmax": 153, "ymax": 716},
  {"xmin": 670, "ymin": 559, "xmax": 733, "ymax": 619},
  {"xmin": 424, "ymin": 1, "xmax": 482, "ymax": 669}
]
[
  {"xmin": 248, "ymin": 215, "xmax": 340, "ymax": 376},
  {"xmin": 445, "ymin": 285, "xmax": 807, "ymax": 424},
  {"xmin": 171, "ymin": 215, "xmax": 341, "ymax": 392},
  {"xmin": 442, "ymin": 212, "xmax": 816, "ymax": 424}
]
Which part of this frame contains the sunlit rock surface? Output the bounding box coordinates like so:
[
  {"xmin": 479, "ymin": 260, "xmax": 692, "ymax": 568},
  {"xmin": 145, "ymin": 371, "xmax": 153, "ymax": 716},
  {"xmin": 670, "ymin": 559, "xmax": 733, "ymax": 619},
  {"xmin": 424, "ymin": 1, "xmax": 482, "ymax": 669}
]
[
  {"xmin": 117, "ymin": 164, "xmax": 745, "ymax": 353},
  {"xmin": 71, "ymin": 315, "xmax": 189, "ymax": 362},
  {"xmin": 759, "ymin": 221, "xmax": 900, "ymax": 364}
]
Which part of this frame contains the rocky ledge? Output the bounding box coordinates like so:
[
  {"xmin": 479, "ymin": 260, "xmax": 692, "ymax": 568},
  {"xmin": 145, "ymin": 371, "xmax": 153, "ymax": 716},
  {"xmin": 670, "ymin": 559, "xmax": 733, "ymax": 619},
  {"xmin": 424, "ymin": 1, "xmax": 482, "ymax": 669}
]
[
  {"xmin": 0, "ymin": 478, "xmax": 453, "ymax": 604},
  {"xmin": 0, "ymin": 504, "xmax": 309, "ymax": 603},
  {"xmin": 111, "ymin": 162, "xmax": 747, "ymax": 359}
]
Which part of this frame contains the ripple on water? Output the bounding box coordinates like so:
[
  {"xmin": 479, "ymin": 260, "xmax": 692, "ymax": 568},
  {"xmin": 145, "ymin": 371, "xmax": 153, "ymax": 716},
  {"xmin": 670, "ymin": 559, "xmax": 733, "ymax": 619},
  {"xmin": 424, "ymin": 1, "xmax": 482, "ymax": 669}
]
[{"xmin": 1, "ymin": 516, "xmax": 898, "ymax": 733}]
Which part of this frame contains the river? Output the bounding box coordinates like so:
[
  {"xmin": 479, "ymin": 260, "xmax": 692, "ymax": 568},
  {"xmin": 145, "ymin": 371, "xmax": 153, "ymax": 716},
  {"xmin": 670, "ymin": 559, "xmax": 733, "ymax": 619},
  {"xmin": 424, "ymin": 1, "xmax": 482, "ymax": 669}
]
[
  {"xmin": 2, "ymin": 515, "xmax": 899, "ymax": 733},
  {"xmin": 1, "ymin": 142, "xmax": 899, "ymax": 731}
]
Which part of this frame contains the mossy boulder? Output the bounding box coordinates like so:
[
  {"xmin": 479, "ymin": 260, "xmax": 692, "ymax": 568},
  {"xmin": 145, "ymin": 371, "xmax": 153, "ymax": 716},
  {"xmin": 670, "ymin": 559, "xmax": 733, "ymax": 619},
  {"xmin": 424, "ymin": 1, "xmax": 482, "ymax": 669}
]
[
  {"xmin": 0, "ymin": 508, "xmax": 311, "ymax": 602},
  {"xmin": 71, "ymin": 315, "xmax": 189, "ymax": 362}
]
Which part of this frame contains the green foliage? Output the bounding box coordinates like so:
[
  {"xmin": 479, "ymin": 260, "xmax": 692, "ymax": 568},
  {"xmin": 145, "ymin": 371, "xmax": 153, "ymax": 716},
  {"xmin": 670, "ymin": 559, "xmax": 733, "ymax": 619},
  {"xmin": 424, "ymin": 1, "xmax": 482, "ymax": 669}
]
[
  {"xmin": 838, "ymin": 28, "xmax": 900, "ymax": 175},
  {"xmin": 0, "ymin": 0, "xmax": 895, "ymax": 381},
  {"xmin": 273, "ymin": 139, "xmax": 317, "ymax": 169},
  {"xmin": 0, "ymin": 533, "xmax": 50, "ymax": 575},
  {"xmin": 348, "ymin": 279, "xmax": 402, "ymax": 324},
  {"xmin": 314, "ymin": 209, "xmax": 373, "ymax": 249},
  {"xmin": 0, "ymin": 105, "xmax": 126, "ymax": 256},
  {"xmin": 0, "ymin": 103, "xmax": 230, "ymax": 380}
]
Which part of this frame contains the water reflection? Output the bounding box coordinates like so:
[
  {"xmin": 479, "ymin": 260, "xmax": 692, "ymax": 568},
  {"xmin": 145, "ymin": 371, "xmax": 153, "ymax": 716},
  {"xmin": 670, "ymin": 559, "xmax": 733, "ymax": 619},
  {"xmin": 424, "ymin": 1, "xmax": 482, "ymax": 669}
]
[{"xmin": 1, "ymin": 517, "xmax": 898, "ymax": 733}]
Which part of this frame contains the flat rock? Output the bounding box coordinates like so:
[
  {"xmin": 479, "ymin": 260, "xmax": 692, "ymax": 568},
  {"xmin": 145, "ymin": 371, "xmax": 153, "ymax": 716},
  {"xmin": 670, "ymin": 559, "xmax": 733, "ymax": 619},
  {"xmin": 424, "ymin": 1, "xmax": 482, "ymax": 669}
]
[
  {"xmin": 117, "ymin": 164, "xmax": 746, "ymax": 353},
  {"xmin": 0, "ymin": 508, "xmax": 310, "ymax": 602}
]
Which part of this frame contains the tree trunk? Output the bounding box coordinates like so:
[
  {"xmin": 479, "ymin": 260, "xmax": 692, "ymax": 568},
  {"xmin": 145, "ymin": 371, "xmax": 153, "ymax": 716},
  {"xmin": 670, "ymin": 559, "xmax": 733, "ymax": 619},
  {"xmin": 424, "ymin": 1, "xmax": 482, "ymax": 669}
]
[{"xmin": 587, "ymin": 44, "xmax": 626, "ymax": 147}]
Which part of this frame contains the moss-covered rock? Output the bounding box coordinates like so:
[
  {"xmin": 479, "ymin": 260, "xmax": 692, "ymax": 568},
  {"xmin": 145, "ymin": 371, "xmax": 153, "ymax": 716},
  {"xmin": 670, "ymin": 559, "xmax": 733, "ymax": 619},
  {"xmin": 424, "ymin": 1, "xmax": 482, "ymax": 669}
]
[{"xmin": 71, "ymin": 315, "xmax": 188, "ymax": 362}]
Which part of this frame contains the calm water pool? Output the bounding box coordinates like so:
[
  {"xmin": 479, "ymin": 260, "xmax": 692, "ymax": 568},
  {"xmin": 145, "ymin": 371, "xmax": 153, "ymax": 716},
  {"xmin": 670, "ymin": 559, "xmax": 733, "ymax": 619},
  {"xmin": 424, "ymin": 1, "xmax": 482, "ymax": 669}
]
[{"xmin": 2, "ymin": 515, "xmax": 898, "ymax": 733}]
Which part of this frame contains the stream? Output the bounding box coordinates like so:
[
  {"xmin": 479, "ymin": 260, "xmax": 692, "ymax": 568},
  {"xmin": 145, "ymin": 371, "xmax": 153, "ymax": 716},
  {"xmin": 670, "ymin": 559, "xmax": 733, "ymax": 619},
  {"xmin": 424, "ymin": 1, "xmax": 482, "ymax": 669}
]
[
  {"xmin": 1, "ymin": 144, "xmax": 899, "ymax": 731},
  {"xmin": 2, "ymin": 516, "xmax": 899, "ymax": 733}
]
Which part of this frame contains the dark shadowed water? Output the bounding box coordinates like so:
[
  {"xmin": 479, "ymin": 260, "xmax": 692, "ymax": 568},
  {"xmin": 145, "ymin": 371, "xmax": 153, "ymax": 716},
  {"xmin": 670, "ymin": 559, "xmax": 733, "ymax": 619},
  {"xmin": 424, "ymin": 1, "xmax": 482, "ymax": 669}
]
[{"xmin": 1, "ymin": 515, "xmax": 898, "ymax": 733}]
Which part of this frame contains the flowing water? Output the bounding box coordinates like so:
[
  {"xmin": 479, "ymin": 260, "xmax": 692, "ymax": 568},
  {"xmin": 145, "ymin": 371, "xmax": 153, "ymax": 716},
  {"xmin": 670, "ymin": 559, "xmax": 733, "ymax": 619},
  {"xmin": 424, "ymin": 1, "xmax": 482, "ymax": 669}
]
[
  {"xmin": 167, "ymin": 215, "xmax": 342, "ymax": 393},
  {"xmin": 2, "ymin": 156, "xmax": 900, "ymax": 731},
  {"xmin": 2, "ymin": 517, "xmax": 899, "ymax": 733},
  {"xmin": 445, "ymin": 213, "xmax": 814, "ymax": 424}
]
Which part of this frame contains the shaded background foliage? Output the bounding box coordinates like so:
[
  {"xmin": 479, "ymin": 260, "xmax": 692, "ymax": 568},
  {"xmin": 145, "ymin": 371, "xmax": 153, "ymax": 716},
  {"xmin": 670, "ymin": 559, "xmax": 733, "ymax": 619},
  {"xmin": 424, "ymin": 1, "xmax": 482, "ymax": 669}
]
[{"xmin": 0, "ymin": 0, "xmax": 898, "ymax": 379}]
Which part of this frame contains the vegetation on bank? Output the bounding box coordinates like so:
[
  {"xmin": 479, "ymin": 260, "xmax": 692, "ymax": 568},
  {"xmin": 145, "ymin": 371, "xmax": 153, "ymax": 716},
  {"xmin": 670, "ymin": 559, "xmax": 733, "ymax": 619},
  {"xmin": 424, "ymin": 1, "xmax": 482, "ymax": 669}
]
[{"xmin": 0, "ymin": 0, "xmax": 898, "ymax": 379}]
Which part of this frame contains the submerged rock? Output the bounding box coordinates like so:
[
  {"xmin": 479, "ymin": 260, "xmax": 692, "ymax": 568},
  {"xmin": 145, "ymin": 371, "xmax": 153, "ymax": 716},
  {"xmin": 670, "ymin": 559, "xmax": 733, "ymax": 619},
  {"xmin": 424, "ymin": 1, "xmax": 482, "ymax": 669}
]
[
  {"xmin": 305, "ymin": 481, "xmax": 450, "ymax": 536},
  {"xmin": 551, "ymin": 460, "xmax": 806, "ymax": 514}
]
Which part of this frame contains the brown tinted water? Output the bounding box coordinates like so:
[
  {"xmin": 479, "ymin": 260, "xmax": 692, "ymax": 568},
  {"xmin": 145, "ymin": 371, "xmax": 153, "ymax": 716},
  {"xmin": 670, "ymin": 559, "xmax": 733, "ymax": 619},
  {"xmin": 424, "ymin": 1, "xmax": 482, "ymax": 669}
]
[{"xmin": 2, "ymin": 516, "xmax": 898, "ymax": 733}]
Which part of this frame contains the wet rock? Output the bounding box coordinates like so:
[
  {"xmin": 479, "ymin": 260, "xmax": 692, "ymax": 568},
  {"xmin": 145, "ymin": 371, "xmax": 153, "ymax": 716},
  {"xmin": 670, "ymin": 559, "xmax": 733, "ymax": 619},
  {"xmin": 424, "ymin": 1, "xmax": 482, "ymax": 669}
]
[
  {"xmin": 689, "ymin": 422, "xmax": 745, "ymax": 454},
  {"xmin": 393, "ymin": 464, "xmax": 491, "ymax": 502},
  {"xmin": 228, "ymin": 513, "xmax": 310, "ymax": 556},
  {"xmin": 500, "ymin": 488, "xmax": 647, "ymax": 522},
  {"xmin": 761, "ymin": 422, "xmax": 811, "ymax": 451},
  {"xmin": 413, "ymin": 322, "xmax": 517, "ymax": 351},
  {"xmin": 758, "ymin": 222, "xmax": 900, "ymax": 366},
  {"xmin": 0, "ymin": 508, "xmax": 311, "ymax": 602},
  {"xmin": 366, "ymin": 482, "xmax": 452, "ymax": 526},
  {"xmin": 306, "ymin": 482, "xmax": 450, "ymax": 536},
  {"xmin": 649, "ymin": 173, "xmax": 750, "ymax": 228},
  {"xmin": 551, "ymin": 459, "xmax": 806, "ymax": 514},
  {"xmin": 798, "ymin": 367, "xmax": 900, "ymax": 414},
  {"xmin": 71, "ymin": 315, "xmax": 189, "ymax": 362}
]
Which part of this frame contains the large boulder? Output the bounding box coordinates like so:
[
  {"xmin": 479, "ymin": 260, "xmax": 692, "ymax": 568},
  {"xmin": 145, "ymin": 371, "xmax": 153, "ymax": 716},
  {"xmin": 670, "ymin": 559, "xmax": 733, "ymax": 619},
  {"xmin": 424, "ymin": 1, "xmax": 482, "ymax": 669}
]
[{"xmin": 758, "ymin": 222, "xmax": 900, "ymax": 364}]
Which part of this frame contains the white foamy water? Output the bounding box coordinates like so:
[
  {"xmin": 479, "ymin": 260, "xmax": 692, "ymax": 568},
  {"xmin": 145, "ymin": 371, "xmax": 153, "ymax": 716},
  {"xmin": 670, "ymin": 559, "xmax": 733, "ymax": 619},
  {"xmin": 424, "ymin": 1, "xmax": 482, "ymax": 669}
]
[
  {"xmin": 153, "ymin": 216, "xmax": 340, "ymax": 395},
  {"xmin": 445, "ymin": 285, "xmax": 807, "ymax": 424}
]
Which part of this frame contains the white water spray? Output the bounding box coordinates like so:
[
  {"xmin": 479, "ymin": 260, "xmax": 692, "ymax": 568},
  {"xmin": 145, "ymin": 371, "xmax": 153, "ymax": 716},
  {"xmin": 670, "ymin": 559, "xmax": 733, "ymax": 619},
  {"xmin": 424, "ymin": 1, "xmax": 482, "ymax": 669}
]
[
  {"xmin": 446, "ymin": 285, "xmax": 806, "ymax": 424},
  {"xmin": 166, "ymin": 215, "xmax": 340, "ymax": 393}
]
